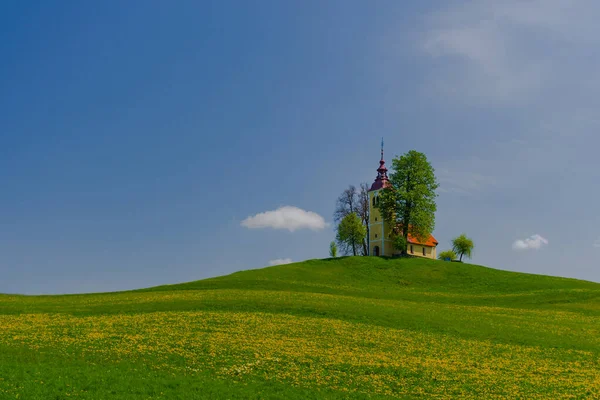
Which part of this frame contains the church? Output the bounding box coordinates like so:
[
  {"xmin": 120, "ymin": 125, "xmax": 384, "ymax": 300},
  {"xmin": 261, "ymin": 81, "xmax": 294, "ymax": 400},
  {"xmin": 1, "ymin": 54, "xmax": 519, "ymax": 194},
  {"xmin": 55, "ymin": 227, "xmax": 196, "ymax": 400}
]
[{"xmin": 367, "ymin": 145, "xmax": 438, "ymax": 259}]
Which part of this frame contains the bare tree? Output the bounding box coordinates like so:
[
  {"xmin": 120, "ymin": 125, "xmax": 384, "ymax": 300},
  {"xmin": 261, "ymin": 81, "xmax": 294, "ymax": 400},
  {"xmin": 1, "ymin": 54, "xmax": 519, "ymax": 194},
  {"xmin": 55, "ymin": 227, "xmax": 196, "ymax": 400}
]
[
  {"xmin": 333, "ymin": 184, "xmax": 370, "ymax": 256},
  {"xmin": 333, "ymin": 185, "xmax": 358, "ymax": 255},
  {"xmin": 333, "ymin": 185, "xmax": 358, "ymax": 224},
  {"xmin": 358, "ymin": 183, "xmax": 370, "ymax": 255}
]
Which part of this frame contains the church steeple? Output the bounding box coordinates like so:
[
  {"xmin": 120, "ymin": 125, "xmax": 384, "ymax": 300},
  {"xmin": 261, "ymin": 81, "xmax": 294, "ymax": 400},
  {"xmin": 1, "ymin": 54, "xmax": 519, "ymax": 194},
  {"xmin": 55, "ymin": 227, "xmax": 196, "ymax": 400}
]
[{"xmin": 369, "ymin": 138, "xmax": 390, "ymax": 191}]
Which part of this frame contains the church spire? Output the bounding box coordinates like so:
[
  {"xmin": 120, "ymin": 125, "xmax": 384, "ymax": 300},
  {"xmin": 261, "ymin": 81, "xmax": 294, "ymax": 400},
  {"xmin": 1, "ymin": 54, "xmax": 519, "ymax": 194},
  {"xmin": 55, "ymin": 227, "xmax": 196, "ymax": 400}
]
[{"xmin": 369, "ymin": 138, "xmax": 390, "ymax": 191}]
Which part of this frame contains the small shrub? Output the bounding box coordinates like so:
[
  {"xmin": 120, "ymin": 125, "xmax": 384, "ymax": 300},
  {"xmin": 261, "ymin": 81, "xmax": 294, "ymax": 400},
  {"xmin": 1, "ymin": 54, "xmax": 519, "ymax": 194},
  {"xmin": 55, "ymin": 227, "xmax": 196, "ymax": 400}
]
[
  {"xmin": 438, "ymin": 249, "xmax": 457, "ymax": 261},
  {"xmin": 329, "ymin": 241, "xmax": 338, "ymax": 258}
]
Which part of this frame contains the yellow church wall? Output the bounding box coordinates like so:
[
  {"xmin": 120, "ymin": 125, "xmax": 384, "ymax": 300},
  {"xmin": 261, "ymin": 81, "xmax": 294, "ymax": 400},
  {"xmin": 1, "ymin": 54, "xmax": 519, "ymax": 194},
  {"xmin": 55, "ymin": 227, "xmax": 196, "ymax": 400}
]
[
  {"xmin": 368, "ymin": 191, "xmax": 382, "ymax": 225},
  {"xmin": 369, "ymin": 223, "xmax": 393, "ymax": 243},
  {"xmin": 384, "ymin": 240, "xmax": 395, "ymax": 256},
  {"xmin": 369, "ymin": 242, "xmax": 379, "ymax": 256},
  {"xmin": 369, "ymin": 240, "xmax": 394, "ymax": 257},
  {"xmin": 407, "ymin": 244, "xmax": 436, "ymax": 259},
  {"xmin": 369, "ymin": 221, "xmax": 379, "ymax": 242},
  {"xmin": 370, "ymin": 241, "xmax": 436, "ymax": 259},
  {"xmin": 370, "ymin": 237, "xmax": 437, "ymax": 258},
  {"xmin": 369, "ymin": 233, "xmax": 381, "ymax": 248}
]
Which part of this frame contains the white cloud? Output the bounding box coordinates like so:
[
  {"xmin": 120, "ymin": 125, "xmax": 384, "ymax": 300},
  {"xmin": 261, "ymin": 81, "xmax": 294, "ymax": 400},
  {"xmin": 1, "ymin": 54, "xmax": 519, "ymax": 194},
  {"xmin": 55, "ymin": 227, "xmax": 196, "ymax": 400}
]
[
  {"xmin": 512, "ymin": 234, "xmax": 549, "ymax": 251},
  {"xmin": 421, "ymin": 0, "xmax": 600, "ymax": 105},
  {"xmin": 268, "ymin": 258, "xmax": 293, "ymax": 266},
  {"xmin": 593, "ymin": 238, "xmax": 600, "ymax": 248},
  {"xmin": 241, "ymin": 206, "xmax": 328, "ymax": 232}
]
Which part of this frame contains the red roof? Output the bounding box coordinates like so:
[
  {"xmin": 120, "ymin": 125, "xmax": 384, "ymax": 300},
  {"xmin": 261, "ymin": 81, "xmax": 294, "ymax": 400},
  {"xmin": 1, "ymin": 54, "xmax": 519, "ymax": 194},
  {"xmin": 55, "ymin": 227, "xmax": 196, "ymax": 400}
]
[
  {"xmin": 370, "ymin": 177, "xmax": 391, "ymax": 191},
  {"xmin": 407, "ymin": 232, "xmax": 438, "ymax": 247},
  {"xmin": 393, "ymin": 223, "xmax": 438, "ymax": 247}
]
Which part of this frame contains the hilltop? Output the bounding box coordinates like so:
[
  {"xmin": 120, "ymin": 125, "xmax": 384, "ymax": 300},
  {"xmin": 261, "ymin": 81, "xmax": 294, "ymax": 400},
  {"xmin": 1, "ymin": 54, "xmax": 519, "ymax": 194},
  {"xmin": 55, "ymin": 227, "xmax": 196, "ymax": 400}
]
[
  {"xmin": 1, "ymin": 257, "xmax": 599, "ymax": 399},
  {"xmin": 148, "ymin": 256, "xmax": 599, "ymax": 298}
]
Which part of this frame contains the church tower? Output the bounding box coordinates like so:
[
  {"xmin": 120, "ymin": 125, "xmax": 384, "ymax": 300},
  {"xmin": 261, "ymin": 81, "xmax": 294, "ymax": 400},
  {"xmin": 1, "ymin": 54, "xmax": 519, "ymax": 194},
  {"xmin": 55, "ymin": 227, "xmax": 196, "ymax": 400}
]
[{"xmin": 368, "ymin": 139, "xmax": 393, "ymax": 256}]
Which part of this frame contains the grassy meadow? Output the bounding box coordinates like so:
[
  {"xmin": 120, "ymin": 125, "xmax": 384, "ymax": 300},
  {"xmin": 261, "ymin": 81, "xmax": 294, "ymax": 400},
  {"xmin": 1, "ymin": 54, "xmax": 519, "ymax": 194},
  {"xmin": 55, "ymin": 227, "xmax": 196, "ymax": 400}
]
[{"xmin": 1, "ymin": 257, "xmax": 599, "ymax": 399}]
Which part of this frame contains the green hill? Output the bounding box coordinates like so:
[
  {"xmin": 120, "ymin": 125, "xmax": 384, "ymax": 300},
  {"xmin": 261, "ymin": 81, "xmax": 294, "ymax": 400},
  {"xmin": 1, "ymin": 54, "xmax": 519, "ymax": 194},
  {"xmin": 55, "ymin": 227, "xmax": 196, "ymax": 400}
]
[{"xmin": 1, "ymin": 257, "xmax": 599, "ymax": 399}]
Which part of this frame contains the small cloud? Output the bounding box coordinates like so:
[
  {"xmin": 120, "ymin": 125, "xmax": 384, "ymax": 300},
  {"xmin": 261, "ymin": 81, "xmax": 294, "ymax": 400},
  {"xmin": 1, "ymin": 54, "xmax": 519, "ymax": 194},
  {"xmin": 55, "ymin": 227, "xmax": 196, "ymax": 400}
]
[
  {"xmin": 593, "ymin": 237, "xmax": 600, "ymax": 248},
  {"xmin": 512, "ymin": 234, "xmax": 548, "ymax": 251},
  {"xmin": 241, "ymin": 206, "xmax": 328, "ymax": 232},
  {"xmin": 268, "ymin": 258, "xmax": 293, "ymax": 266}
]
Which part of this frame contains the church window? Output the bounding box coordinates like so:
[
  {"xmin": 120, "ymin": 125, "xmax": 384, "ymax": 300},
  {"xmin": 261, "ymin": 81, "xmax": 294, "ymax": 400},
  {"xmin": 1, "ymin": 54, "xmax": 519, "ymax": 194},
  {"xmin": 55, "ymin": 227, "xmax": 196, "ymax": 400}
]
[
  {"xmin": 422, "ymin": 247, "xmax": 426, "ymax": 256},
  {"xmin": 375, "ymin": 234, "xmax": 378, "ymax": 238},
  {"xmin": 372, "ymin": 196, "xmax": 376, "ymax": 206}
]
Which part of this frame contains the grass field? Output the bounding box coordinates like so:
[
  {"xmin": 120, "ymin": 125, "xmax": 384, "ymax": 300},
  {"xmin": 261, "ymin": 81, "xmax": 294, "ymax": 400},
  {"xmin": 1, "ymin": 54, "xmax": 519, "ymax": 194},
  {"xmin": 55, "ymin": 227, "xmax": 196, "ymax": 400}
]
[{"xmin": 1, "ymin": 257, "xmax": 599, "ymax": 399}]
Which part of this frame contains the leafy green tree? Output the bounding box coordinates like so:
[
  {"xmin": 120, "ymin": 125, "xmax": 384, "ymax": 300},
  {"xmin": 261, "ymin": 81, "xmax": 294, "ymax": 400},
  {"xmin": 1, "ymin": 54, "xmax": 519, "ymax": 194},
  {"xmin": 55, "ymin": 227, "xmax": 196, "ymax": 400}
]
[
  {"xmin": 329, "ymin": 241, "xmax": 338, "ymax": 258},
  {"xmin": 377, "ymin": 150, "xmax": 439, "ymax": 255},
  {"xmin": 392, "ymin": 235, "xmax": 407, "ymax": 254},
  {"xmin": 438, "ymin": 249, "xmax": 457, "ymax": 261},
  {"xmin": 336, "ymin": 213, "xmax": 366, "ymax": 256},
  {"xmin": 452, "ymin": 234, "xmax": 474, "ymax": 262}
]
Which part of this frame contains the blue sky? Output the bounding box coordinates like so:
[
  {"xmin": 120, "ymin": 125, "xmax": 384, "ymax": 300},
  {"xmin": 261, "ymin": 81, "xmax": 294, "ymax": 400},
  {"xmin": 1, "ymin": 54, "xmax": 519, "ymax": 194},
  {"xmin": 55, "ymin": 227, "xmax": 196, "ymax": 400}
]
[{"xmin": 1, "ymin": 1, "xmax": 599, "ymax": 294}]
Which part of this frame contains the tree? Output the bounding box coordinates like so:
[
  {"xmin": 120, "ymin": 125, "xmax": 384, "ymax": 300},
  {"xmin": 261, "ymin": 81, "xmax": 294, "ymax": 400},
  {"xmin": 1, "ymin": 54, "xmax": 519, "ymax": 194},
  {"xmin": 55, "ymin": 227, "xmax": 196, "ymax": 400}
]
[
  {"xmin": 452, "ymin": 234, "xmax": 474, "ymax": 262},
  {"xmin": 329, "ymin": 241, "xmax": 338, "ymax": 258},
  {"xmin": 377, "ymin": 150, "xmax": 439, "ymax": 255},
  {"xmin": 333, "ymin": 185, "xmax": 358, "ymax": 224},
  {"xmin": 438, "ymin": 250, "xmax": 457, "ymax": 261},
  {"xmin": 357, "ymin": 183, "xmax": 370, "ymax": 255},
  {"xmin": 392, "ymin": 235, "xmax": 407, "ymax": 254},
  {"xmin": 333, "ymin": 184, "xmax": 370, "ymax": 256},
  {"xmin": 336, "ymin": 213, "xmax": 366, "ymax": 256}
]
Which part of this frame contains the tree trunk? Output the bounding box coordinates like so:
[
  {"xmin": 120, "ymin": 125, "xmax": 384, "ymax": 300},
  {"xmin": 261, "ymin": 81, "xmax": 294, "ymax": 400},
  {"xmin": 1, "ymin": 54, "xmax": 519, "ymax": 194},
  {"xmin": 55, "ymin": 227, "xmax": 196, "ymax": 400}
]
[
  {"xmin": 459, "ymin": 253, "xmax": 463, "ymax": 262},
  {"xmin": 403, "ymin": 174, "xmax": 412, "ymax": 255},
  {"xmin": 352, "ymin": 240, "xmax": 357, "ymax": 256},
  {"xmin": 402, "ymin": 208, "xmax": 411, "ymax": 256},
  {"xmin": 365, "ymin": 224, "xmax": 370, "ymax": 255}
]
